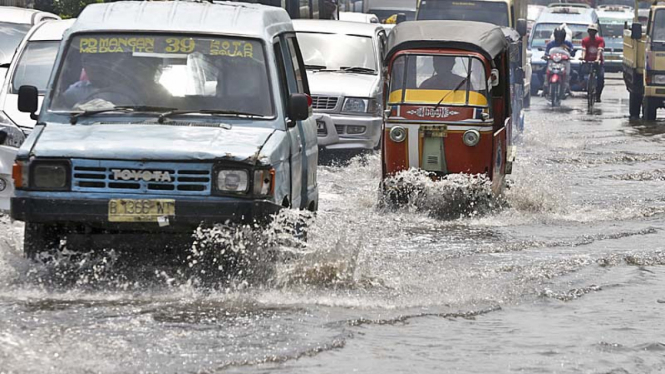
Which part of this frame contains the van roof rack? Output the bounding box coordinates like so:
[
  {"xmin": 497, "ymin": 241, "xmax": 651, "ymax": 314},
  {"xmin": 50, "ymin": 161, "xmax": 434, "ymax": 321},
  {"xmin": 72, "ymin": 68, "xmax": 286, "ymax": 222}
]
[{"xmin": 548, "ymin": 3, "xmax": 591, "ymax": 8}]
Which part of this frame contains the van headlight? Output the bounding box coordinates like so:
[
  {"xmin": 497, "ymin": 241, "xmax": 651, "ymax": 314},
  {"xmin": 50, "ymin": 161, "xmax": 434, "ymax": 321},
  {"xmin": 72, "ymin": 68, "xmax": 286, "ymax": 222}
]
[
  {"xmin": 31, "ymin": 161, "xmax": 70, "ymax": 190},
  {"xmin": 216, "ymin": 169, "xmax": 249, "ymax": 193},
  {"xmin": 653, "ymin": 74, "xmax": 665, "ymax": 85},
  {"xmin": 0, "ymin": 111, "xmax": 26, "ymax": 148}
]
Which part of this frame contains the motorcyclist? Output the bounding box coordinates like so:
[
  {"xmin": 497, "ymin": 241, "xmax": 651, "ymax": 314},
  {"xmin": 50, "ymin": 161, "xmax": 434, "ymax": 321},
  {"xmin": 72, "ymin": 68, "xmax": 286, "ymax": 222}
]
[
  {"xmin": 545, "ymin": 25, "xmax": 574, "ymax": 95},
  {"xmin": 581, "ymin": 23, "xmax": 605, "ymax": 102}
]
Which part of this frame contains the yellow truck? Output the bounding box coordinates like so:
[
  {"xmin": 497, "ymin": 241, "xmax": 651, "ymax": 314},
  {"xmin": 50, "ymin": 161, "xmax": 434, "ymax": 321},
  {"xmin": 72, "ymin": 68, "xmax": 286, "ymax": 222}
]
[{"xmin": 623, "ymin": 0, "xmax": 665, "ymax": 119}]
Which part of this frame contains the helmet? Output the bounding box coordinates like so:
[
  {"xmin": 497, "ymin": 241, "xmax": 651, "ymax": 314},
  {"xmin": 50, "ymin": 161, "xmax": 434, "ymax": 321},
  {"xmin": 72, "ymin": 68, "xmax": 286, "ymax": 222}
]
[
  {"xmin": 553, "ymin": 25, "xmax": 567, "ymax": 40},
  {"xmin": 588, "ymin": 23, "xmax": 599, "ymax": 32}
]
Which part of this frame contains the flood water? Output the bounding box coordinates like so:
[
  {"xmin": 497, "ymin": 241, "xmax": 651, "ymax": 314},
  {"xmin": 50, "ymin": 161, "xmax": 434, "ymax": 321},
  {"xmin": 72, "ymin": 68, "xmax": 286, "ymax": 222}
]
[{"xmin": 1, "ymin": 76, "xmax": 665, "ymax": 373}]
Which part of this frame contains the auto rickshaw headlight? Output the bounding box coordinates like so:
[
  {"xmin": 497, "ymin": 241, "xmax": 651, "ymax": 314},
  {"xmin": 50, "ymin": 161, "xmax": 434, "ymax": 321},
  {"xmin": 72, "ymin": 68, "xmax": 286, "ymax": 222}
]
[
  {"xmin": 389, "ymin": 126, "xmax": 407, "ymax": 143},
  {"xmin": 462, "ymin": 130, "xmax": 481, "ymax": 147}
]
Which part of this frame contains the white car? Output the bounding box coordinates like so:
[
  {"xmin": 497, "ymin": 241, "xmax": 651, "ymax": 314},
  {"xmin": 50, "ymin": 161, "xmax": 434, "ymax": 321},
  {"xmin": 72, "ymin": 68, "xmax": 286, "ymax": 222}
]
[
  {"xmin": 0, "ymin": 19, "xmax": 73, "ymax": 212},
  {"xmin": 0, "ymin": 7, "xmax": 60, "ymax": 88},
  {"xmin": 338, "ymin": 12, "xmax": 380, "ymax": 23},
  {"xmin": 294, "ymin": 20, "xmax": 386, "ymax": 155}
]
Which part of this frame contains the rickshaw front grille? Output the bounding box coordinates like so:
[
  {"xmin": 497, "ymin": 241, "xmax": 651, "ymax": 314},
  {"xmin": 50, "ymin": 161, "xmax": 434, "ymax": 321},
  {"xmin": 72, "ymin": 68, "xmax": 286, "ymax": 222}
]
[
  {"xmin": 70, "ymin": 159, "xmax": 212, "ymax": 196},
  {"xmin": 311, "ymin": 96, "xmax": 339, "ymax": 110}
]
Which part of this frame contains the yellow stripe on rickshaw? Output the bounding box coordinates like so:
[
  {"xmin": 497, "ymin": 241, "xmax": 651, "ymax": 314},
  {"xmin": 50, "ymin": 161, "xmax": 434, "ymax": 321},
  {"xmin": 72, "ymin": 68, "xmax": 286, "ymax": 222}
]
[{"xmin": 389, "ymin": 89, "xmax": 488, "ymax": 106}]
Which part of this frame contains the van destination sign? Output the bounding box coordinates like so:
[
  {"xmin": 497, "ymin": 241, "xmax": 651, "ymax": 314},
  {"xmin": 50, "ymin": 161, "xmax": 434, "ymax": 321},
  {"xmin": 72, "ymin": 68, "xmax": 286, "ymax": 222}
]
[{"xmin": 78, "ymin": 35, "xmax": 255, "ymax": 58}]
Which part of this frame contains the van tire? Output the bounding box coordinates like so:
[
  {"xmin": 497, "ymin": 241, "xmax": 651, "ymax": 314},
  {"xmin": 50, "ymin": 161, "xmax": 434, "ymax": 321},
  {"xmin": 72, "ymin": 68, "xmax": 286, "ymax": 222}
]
[
  {"xmin": 24, "ymin": 223, "xmax": 61, "ymax": 260},
  {"xmin": 629, "ymin": 92, "xmax": 642, "ymax": 118},
  {"xmin": 643, "ymin": 97, "xmax": 658, "ymax": 121}
]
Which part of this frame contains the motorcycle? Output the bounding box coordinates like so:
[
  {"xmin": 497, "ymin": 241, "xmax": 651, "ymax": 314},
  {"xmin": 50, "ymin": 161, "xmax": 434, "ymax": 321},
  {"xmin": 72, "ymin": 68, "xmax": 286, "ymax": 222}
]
[{"xmin": 543, "ymin": 47, "xmax": 571, "ymax": 107}]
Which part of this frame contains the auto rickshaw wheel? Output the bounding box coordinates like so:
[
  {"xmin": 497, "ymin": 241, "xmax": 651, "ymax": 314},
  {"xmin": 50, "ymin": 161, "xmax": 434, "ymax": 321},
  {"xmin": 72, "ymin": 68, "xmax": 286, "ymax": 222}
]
[
  {"xmin": 643, "ymin": 97, "xmax": 658, "ymax": 121},
  {"xmin": 629, "ymin": 92, "xmax": 642, "ymax": 119}
]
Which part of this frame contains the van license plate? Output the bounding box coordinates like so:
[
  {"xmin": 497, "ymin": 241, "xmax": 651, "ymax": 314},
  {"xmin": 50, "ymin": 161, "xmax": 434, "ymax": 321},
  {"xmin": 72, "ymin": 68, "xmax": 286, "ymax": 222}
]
[{"xmin": 108, "ymin": 199, "xmax": 175, "ymax": 222}]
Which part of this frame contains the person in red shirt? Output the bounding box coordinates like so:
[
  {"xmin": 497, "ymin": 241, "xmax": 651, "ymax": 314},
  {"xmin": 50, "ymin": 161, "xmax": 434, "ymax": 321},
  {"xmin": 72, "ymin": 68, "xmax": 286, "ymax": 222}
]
[{"xmin": 581, "ymin": 23, "xmax": 605, "ymax": 102}]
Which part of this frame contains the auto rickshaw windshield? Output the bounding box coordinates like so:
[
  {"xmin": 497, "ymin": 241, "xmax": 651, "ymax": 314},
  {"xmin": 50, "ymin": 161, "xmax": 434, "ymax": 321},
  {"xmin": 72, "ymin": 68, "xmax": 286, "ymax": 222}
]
[
  {"xmin": 49, "ymin": 33, "xmax": 274, "ymax": 117},
  {"xmin": 388, "ymin": 54, "xmax": 488, "ymax": 106}
]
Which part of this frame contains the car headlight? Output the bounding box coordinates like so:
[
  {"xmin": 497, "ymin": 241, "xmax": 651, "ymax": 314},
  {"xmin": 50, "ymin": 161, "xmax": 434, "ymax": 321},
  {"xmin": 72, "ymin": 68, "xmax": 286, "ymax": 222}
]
[
  {"xmin": 31, "ymin": 161, "xmax": 70, "ymax": 190},
  {"xmin": 653, "ymin": 74, "xmax": 665, "ymax": 85},
  {"xmin": 342, "ymin": 97, "xmax": 381, "ymax": 115},
  {"xmin": 216, "ymin": 169, "xmax": 249, "ymax": 193},
  {"xmin": 0, "ymin": 111, "xmax": 26, "ymax": 148}
]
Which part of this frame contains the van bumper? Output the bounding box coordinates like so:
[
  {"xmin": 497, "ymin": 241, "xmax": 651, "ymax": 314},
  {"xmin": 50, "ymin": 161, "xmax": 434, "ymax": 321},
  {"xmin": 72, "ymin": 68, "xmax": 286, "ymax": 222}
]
[{"xmin": 10, "ymin": 195, "xmax": 282, "ymax": 227}]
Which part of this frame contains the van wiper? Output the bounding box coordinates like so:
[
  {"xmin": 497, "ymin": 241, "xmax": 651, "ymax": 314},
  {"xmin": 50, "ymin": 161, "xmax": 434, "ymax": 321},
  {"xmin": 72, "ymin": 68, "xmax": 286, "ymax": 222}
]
[
  {"xmin": 341, "ymin": 66, "xmax": 376, "ymax": 74},
  {"xmin": 69, "ymin": 105, "xmax": 177, "ymax": 125},
  {"xmin": 157, "ymin": 109, "xmax": 264, "ymax": 123},
  {"xmin": 305, "ymin": 64, "xmax": 327, "ymax": 70}
]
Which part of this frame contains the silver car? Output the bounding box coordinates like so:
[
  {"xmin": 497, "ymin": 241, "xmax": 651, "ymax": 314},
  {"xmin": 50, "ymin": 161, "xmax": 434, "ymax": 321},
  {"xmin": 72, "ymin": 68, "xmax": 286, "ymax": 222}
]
[{"xmin": 294, "ymin": 20, "xmax": 386, "ymax": 153}]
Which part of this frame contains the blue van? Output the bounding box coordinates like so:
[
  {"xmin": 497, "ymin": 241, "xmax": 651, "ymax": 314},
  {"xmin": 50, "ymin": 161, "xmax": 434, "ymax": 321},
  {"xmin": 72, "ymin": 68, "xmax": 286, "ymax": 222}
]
[{"xmin": 11, "ymin": 1, "xmax": 319, "ymax": 257}]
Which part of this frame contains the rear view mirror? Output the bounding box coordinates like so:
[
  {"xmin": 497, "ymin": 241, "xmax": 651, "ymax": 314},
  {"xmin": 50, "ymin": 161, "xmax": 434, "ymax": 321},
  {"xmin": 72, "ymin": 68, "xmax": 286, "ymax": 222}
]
[
  {"xmin": 288, "ymin": 93, "xmax": 310, "ymax": 124},
  {"xmin": 490, "ymin": 69, "xmax": 500, "ymax": 87},
  {"xmin": 631, "ymin": 22, "xmax": 643, "ymax": 39},
  {"xmin": 516, "ymin": 18, "xmax": 527, "ymax": 37},
  {"xmin": 18, "ymin": 85, "xmax": 39, "ymax": 121}
]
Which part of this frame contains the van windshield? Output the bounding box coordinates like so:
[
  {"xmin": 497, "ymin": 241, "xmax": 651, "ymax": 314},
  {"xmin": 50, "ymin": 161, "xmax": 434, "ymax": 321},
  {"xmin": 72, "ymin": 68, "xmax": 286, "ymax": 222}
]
[
  {"xmin": 388, "ymin": 55, "xmax": 488, "ymax": 107},
  {"xmin": 12, "ymin": 41, "xmax": 60, "ymax": 94},
  {"xmin": 417, "ymin": 0, "xmax": 509, "ymax": 27},
  {"xmin": 49, "ymin": 33, "xmax": 273, "ymax": 117}
]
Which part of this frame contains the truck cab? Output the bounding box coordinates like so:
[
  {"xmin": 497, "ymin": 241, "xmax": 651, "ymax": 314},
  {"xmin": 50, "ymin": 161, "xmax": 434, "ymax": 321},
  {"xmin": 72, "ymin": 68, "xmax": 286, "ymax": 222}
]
[
  {"xmin": 10, "ymin": 1, "xmax": 319, "ymax": 258},
  {"xmin": 623, "ymin": 0, "xmax": 665, "ymax": 120}
]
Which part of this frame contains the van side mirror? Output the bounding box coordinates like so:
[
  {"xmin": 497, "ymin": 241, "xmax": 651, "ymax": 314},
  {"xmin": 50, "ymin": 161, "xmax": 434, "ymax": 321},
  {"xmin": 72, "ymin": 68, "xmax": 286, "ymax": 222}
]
[
  {"xmin": 288, "ymin": 93, "xmax": 310, "ymax": 125},
  {"xmin": 18, "ymin": 85, "xmax": 39, "ymax": 121},
  {"xmin": 631, "ymin": 22, "xmax": 643, "ymax": 39},
  {"xmin": 516, "ymin": 18, "xmax": 528, "ymax": 37}
]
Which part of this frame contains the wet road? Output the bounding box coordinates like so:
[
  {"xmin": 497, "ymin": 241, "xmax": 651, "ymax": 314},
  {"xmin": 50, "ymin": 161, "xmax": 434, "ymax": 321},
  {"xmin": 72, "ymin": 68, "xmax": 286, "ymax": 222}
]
[{"xmin": 2, "ymin": 75, "xmax": 665, "ymax": 373}]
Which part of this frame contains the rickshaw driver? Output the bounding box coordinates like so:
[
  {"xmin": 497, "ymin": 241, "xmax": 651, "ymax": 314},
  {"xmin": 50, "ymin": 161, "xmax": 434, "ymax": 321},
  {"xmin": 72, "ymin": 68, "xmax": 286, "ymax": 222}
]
[{"xmin": 419, "ymin": 57, "xmax": 466, "ymax": 90}]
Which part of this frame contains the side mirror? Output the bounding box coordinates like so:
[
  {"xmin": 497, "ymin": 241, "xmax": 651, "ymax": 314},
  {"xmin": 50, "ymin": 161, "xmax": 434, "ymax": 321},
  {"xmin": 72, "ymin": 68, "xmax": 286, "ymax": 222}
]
[
  {"xmin": 396, "ymin": 13, "xmax": 407, "ymax": 24},
  {"xmin": 490, "ymin": 69, "xmax": 500, "ymax": 87},
  {"xmin": 631, "ymin": 22, "xmax": 643, "ymax": 40},
  {"xmin": 288, "ymin": 93, "xmax": 310, "ymax": 125},
  {"xmin": 516, "ymin": 18, "xmax": 528, "ymax": 37},
  {"xmin": 18, "ymin": 85, "xmax": 39, "ymax": 121}
]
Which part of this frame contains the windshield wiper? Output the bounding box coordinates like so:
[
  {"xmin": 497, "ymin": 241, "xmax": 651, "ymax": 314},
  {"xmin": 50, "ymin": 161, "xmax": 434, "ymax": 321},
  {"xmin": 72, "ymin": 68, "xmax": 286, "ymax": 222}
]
[
  {"xmin": 305, "ymin": 64, "xmax": 327, "ymax": 70},
  {"xmin": 433, "ymin": 77, "xmax": 469, "ymax": 111},
  {"xmin": 341, "ymin": 66, "xmax": 376, "ymax": 74},
  {"xmin": 158, "ymin": 109, "xmax": 264, "ymax": 123},
  {"xmin": 69, "ymin": 105, "xmax": 177, "ymax": 125}
]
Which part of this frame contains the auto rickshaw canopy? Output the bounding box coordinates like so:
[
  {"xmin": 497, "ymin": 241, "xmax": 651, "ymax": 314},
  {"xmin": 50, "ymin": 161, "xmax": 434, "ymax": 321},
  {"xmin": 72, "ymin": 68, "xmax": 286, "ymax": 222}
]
[{"xmin": 385, "ymin": 20, "xmax": 509, "ymax": 63}]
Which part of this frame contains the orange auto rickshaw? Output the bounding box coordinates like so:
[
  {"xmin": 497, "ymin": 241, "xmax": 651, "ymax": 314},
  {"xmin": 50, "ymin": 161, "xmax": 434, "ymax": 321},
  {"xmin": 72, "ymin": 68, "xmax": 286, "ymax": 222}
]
[{"xmin": 381, "ymin": 20, "xmax": 518, "ymax": 195}]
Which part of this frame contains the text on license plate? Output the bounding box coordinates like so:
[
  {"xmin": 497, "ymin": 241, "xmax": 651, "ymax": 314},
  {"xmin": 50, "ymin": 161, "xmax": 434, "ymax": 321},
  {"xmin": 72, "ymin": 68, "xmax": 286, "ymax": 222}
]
[{"xmin": 108, "ymin": 199, "xmax": 175, "ymax": 222}]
